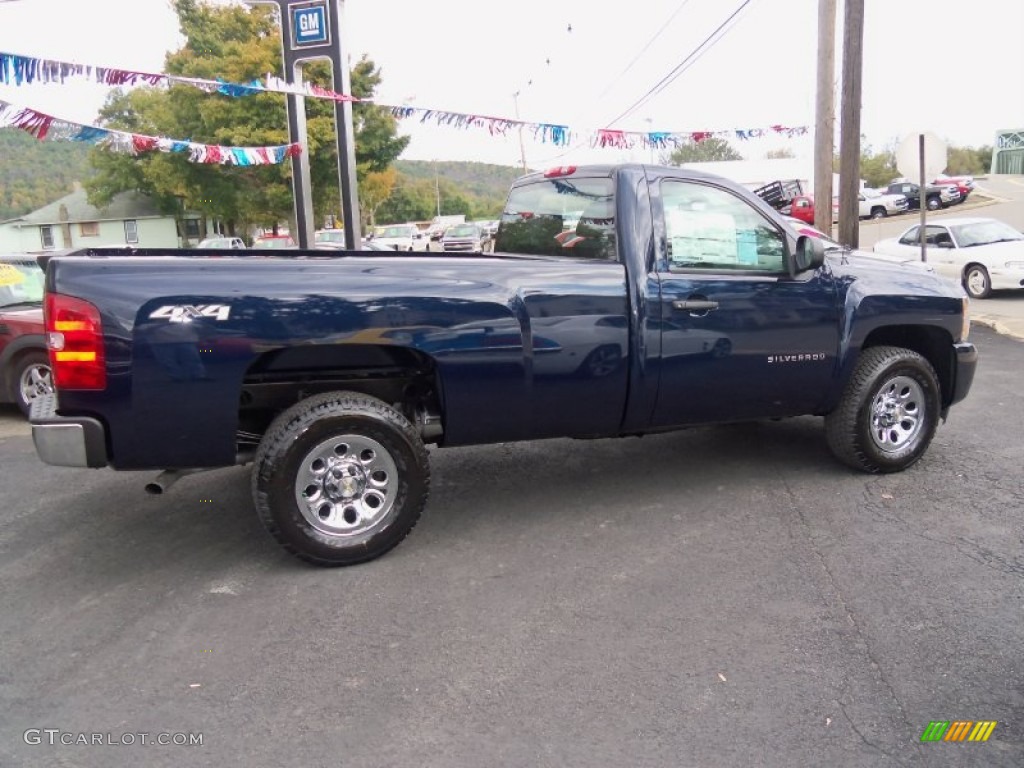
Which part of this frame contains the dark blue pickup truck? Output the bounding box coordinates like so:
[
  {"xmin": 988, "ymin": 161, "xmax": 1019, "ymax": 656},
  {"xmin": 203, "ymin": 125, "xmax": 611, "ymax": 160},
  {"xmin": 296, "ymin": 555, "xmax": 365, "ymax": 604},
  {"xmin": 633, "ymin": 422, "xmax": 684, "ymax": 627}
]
[{"xmin": 31, "ymin": 164, "xmax": 977, "ymax": 566}]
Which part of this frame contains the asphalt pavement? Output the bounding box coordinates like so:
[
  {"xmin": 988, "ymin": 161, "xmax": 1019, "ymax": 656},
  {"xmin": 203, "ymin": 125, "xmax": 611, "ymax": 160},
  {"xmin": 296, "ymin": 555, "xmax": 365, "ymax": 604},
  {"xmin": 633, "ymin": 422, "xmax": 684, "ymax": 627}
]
[{"xmin": 0, "ymin": 326, "xmax": 1021, "ymax": 768}]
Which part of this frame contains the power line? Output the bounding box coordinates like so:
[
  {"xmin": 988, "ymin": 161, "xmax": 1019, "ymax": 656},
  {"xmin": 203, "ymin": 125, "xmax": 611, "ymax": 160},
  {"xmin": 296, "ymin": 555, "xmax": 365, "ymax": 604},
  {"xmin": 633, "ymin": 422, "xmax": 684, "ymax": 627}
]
[
  {"xmin": 597, "ymin": 0, "xmax": 696, "ymax": 99},
  {"xmin": 604, "ymin": 0, "xmax": 754, "ymax": 129}
]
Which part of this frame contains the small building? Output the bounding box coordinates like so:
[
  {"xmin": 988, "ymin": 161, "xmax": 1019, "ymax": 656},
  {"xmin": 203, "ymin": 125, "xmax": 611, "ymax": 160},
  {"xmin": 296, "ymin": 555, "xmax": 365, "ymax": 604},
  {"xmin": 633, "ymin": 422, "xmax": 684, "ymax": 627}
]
[
  {"xmin": 0, "ymin": 187, "xmax": 210, "ymax": 252},
  {"xmin": 991, "ymin": 130, "xmax": 1024, "ymax": 174}
]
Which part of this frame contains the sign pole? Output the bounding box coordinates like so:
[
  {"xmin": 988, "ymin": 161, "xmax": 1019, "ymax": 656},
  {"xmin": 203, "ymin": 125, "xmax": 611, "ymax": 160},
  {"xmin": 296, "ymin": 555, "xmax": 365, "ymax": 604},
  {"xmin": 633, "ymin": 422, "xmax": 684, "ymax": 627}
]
[
  {"xmin": 919, "ymin": 133, "xmax": 927, "ymax": 262},
  {"xmin": 263, "ymin": 0, "xmax": 361, "ymax": 250}
]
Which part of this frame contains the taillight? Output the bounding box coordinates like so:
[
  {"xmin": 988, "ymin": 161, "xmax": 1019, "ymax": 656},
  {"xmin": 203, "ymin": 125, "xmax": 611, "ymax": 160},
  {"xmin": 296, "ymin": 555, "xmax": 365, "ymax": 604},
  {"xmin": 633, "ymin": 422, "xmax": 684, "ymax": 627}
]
[
  {"xmin": 44, "ymin": 293, "xmax": 106, "ymax": 390},
  {"xmin": 543, "ymin": 166, "xmax": 577, "ymax": 178}
]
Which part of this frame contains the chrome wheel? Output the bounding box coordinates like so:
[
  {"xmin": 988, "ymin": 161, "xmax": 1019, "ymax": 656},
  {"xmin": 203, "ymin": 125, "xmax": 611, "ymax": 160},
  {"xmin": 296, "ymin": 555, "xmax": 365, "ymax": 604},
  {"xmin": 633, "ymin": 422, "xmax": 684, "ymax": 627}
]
[
  {"xmin": 869, "ymin": 375, "xmax": 924, "ymax": 453},
  {"xmin": 294, "ymin": 434, "xmax": 398, "ymax": 538},
  {"xmin": 18, "ymin": 361, "xmax": 53, "ymax": 407}
]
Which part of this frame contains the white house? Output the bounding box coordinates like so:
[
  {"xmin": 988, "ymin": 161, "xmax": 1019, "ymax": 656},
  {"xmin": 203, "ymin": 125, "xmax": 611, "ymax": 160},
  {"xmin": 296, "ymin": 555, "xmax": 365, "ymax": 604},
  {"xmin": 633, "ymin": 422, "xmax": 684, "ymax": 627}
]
[{"xmin": 0, "ymin": 188, "xmax": 210, "ymax": 253}]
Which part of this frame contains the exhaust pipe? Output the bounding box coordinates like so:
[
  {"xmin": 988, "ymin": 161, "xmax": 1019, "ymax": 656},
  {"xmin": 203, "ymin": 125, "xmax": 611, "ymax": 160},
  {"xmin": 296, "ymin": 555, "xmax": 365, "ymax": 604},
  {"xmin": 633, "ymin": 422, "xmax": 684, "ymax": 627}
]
[{"xmin": 145, "ymin": 469, "xmax": 204, "ymax": 495}]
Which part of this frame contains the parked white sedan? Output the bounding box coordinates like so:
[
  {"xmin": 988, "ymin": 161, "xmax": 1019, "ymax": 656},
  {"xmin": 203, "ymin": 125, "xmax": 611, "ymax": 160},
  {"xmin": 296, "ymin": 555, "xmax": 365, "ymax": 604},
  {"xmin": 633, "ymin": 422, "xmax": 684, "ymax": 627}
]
[{"xmin": 873, "ymin": 217, "xmax": 1024, "ymax": 298}]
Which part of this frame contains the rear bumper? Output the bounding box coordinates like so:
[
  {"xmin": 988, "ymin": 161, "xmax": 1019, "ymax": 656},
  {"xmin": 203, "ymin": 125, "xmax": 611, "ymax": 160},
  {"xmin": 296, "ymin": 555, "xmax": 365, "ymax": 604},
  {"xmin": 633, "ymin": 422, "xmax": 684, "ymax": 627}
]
[
  {"xmin": 30, "ymin": 393, "xmax": 108, "ymax": 468},
  {"xmin": 949, "ymin": 341, "xmax": 978, "ymax": 407}
]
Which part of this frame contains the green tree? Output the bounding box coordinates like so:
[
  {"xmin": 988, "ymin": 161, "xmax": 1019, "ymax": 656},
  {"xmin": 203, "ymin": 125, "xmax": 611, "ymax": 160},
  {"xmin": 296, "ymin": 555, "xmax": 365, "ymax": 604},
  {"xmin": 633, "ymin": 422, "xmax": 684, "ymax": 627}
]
[
  {"xmin": 946, "ymin": 145, "xmax": 992, "ymax": 176},
  {"xmin": 667, "ymin": 137, "xmax": 743, "ymax": 164},
  {"xmin": 85, "ymin": 0, "xmax": 408, "ymax": 237}
]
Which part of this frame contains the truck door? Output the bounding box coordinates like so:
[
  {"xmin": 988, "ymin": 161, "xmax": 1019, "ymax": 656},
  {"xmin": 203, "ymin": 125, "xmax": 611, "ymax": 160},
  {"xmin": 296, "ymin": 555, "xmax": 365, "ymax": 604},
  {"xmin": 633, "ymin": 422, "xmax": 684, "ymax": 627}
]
[{"xmin": 649, "ymin": 177, "xmax": 841, "ymax": 426}]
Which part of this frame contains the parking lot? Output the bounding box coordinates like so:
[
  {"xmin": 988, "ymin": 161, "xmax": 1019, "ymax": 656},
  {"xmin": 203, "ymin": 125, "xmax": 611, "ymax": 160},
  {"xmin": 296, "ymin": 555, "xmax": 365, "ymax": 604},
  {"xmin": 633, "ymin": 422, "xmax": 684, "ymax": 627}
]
[{"xmin": 1, "ymin": 323, "xmax": 1021, "ymax": 767}]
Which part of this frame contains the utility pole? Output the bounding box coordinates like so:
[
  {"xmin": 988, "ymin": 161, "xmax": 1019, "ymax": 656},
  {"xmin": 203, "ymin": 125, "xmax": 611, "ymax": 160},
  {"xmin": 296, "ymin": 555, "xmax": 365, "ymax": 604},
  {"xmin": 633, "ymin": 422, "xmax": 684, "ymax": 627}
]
[
  {"xmin": 813, "ymin": 0, "xmax": 837, "ymax": 236},
  {"xmin": 512, "ymin": 91, "xmax": 528, "ymax": 173},
  {"xmin": 837, "ymin": 0, "xmax": 864, "ymax": 248}
]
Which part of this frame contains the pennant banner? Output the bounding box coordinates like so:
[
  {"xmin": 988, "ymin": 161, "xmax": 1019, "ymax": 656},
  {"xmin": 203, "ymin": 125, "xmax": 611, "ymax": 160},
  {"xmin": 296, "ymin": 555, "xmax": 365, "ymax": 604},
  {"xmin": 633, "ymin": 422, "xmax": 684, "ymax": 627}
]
[
  {"xmin": 0, "ymin": 100, "xmax": 302, "ymax": 165},
  {"xmin": 0, "ymin": 51, "xmax": 358, "ymax": 103},
  {"xmin": 0, "ymin": 50, "xmax": 809, "ymax": 152},
  {"xmin": 386, "ymin": 103, "xmax": 808, "ymax": 149}
]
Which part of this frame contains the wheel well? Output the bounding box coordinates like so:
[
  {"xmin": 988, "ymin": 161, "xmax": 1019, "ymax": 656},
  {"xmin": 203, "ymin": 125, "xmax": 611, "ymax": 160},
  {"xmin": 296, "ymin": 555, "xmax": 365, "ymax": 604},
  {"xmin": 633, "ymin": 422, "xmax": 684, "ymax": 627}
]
[
  {"xmin": 962, "ymin": 262, "xmax": 986, "ymax": 278},
  {"xmin": 237, "ymin": 343, "xmax": 443, "ymax": 447},
  {"xmin": 861, "ymin": 325, "xmax": 956, "ymax": 406}
]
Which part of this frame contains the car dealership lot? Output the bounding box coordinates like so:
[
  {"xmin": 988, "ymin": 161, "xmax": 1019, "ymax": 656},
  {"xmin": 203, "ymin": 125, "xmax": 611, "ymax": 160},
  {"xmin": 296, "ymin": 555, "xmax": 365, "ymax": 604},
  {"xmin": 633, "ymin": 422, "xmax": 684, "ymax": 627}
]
[{"xmin": 0, "ymin": 325, "xmax": 1021, "ymax": 767}]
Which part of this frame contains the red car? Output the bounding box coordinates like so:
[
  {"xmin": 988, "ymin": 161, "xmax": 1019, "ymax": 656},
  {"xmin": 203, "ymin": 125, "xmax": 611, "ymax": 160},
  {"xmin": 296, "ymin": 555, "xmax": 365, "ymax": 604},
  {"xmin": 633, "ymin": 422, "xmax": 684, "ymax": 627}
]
[{"xmin": 0, "ymin": 254, "xmax": 52, "ymax": 415}]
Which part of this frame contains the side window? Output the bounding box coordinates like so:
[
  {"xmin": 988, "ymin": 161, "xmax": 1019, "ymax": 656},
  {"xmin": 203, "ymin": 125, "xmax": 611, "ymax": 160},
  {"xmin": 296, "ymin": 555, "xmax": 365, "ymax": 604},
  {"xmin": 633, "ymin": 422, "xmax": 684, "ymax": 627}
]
[
  {"xmin": 898, "ymin": 226, "xmax": 920, "ymax": 245},
  {"xmin": 661, "ymin": 180, "xmax": 785, "ymax": 272},
  {"xmin": 925, "ymin": 226, "xmax": 950, "ymax": 246}
]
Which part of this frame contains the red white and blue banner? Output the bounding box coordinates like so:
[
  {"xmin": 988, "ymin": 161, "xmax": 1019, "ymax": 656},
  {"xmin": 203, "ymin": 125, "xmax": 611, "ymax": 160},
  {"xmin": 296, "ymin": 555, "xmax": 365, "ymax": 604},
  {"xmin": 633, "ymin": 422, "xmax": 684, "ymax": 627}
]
[
  {"xmin": 0, "ymin": 99, "xmax": 302, "ymax": 165},
  {"xmin": 0, "ymin": 49, "xmax": 808, "ymax": 154}
]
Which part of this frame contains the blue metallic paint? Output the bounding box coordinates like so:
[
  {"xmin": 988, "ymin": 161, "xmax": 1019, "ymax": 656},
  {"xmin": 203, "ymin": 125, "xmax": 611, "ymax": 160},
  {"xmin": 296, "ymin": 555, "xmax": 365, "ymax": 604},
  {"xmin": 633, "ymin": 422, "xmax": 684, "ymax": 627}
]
[{"xmin": 43, "ymin": 165, "xmax": 973, "ymax": 471}]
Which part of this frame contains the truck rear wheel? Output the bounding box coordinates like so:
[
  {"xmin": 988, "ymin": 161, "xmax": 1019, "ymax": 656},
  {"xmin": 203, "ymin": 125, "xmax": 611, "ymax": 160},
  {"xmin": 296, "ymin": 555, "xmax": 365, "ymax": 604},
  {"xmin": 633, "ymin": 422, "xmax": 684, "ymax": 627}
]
[
  {"xmin": 252, "ymin": 391, "xmax": 430, "ymax": 566},
  {"xmin": 825, "ymin": 346, "xmax": 940, "ymax": 473}
]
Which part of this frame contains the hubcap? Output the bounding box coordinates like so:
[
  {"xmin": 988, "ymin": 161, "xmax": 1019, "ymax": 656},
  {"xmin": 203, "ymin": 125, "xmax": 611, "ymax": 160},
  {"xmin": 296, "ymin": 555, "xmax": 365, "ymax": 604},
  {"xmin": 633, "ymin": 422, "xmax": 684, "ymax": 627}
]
[
  {"xmin": 967, "ymin": 269, "xmax": 987, "ymax": 296},
  {"xmin": 294, "ymin": 434, "xmax": 398, "ymax": 537},
  {"xmin": 19, "ymin": 363, "xmax": 53, "ymax": 406},
  {"xmin": 869, "ymin": 375, "xmax": 925, "ymax": 453}
]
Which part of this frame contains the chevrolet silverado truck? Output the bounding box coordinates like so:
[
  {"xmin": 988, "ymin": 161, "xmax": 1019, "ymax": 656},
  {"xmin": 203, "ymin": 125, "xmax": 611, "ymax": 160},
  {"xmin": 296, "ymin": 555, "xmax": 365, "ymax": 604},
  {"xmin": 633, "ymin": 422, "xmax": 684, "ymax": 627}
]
[{"xmin": 31, "ymin": 164, "xmax": 978, "ymax": 566}]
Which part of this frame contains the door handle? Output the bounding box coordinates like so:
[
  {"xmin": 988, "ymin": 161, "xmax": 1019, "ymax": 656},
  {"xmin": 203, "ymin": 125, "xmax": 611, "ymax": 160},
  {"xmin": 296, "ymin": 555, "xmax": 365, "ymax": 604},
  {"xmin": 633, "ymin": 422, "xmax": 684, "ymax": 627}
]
[{"xmin": 673, "ymin": 299, "xmax": 719, "ymax": 312}]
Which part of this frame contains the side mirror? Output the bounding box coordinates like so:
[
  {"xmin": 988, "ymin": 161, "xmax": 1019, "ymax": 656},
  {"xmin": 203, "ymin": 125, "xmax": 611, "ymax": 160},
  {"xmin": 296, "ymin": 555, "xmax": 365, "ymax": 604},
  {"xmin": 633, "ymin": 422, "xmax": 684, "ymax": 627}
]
[{"xmin": 794, "ymin": 235, "xmax": 826, "ymax": 273}]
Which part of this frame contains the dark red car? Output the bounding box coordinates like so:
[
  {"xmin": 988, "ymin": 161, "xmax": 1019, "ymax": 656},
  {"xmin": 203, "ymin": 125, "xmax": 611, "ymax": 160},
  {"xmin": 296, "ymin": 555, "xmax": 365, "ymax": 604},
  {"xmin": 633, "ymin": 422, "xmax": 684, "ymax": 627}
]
[{"xmin": 0, "ymin": 254, "xmax": 52, "ymax": 415}]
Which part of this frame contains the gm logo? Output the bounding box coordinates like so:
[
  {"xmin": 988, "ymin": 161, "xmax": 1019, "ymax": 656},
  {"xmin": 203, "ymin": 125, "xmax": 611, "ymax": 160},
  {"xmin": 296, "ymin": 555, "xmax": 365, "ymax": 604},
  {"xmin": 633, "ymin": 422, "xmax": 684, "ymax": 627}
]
[{"xmin": 290, "ymin": 2, "xmax": 329, "ymax": 48}]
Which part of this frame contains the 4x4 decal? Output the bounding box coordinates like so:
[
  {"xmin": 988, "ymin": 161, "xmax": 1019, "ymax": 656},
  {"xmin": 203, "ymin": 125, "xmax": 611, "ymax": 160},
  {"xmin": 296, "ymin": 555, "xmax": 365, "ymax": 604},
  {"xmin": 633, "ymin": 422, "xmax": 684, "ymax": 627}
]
[{"xmin": 149, "ymin": 304, "xmax": 231, "ymax": 323}]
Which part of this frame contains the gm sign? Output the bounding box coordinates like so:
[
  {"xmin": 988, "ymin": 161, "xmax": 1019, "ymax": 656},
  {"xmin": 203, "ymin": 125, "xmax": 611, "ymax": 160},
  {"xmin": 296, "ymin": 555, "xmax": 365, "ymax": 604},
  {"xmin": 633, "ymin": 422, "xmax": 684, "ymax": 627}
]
[{"xmin": 290, "ymin": 1, "xmax": 329, "ymax": 48}]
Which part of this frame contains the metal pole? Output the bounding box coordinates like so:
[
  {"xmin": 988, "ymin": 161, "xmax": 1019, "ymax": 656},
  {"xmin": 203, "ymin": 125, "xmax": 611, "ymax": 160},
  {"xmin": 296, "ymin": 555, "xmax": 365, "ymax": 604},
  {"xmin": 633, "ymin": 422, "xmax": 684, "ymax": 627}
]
[
  {"xmin": 285, "ymin": 71, "xmax": 315, "ymax": 249},
  {"xmin": 513, "ymin": 92, "xmax": 528, "ymax": 173},
  {"xmin": 813, "ymin": 0, "xmax": 837, "ymax": 236},
  {"xmin": 434, "ymin": 160, "xmax": 441, "ymax": 217},
  {"xmin": 919, "ymin": 133, "xmax": 927, "ymax": 262}
]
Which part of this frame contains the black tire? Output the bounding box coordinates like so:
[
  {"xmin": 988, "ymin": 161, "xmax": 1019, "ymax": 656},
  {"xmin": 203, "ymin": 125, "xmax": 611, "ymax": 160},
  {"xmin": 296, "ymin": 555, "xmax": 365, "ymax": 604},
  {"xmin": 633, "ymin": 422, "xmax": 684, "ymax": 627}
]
[
  {"xmin": 252, "ymin": 391, "xmax": 430, "ymax": 566},
  {"xmin": 870, "ymin": 207, "xmax": 886, "ymax": 219},
  {"xmin": 963, "ymin": 264, "xmax": 992, "ymax": 299},
  {"xmin": 11, "ymin": 350, "xmax": 53, "ymax": 416},
  {"xmin": 825, "ymin": 346, "xmax": 941, "ymax": 473},
  {"xmin": 926, "ymin": 196, "xmax": 941, "ymax": 211}
]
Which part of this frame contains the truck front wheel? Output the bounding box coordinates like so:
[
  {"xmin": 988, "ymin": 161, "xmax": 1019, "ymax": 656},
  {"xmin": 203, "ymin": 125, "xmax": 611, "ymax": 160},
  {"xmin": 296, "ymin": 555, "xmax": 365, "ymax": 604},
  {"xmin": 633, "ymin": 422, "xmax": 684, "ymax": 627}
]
[
  {"xmin": 825, "ymin": 346, "xmax": 940, "ymax": 473},
  {"xmin": 252, "ymin": 391, "xmax": 430, "ymax": 566}
]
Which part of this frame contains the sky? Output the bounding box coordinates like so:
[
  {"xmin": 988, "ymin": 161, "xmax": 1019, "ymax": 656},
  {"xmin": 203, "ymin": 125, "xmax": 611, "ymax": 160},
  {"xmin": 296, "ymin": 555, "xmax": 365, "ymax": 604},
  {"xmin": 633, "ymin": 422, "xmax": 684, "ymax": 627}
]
[{"xmin": 0, "ymin": 0, "xmax": 1021, "ymax": 170}]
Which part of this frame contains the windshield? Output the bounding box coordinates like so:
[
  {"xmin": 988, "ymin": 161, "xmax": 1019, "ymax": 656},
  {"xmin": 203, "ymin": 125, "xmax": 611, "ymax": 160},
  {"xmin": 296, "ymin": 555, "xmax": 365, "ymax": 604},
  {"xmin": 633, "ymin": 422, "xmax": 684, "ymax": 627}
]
[
  {"xmin": 198, "ymin": 238, "xmax": 232, "ymax": 248},
  {"xmin": 495, "ymin": 176, "xmax": 617, "ymax": 260},
  {"xmin": 0, "ymin": 260, "xmax": 45, "ymax": 307},
  {"xmin": 380, "ymin": 226, "xmax": 413, "ymax": 238},
  {"xmin": 952, "ymin": 220, "xmax": 1024, "ymax": 247},
  {"xmin": 862, "ymin": 188, "xmax": 881, "ymax": 199},
  {"xmin": 315, "ymin": 230, "xmax": 346, "ymax": 242},
  {"xmin": 445, "ymin": 225, "xmax": 479, "ymax": 237}
]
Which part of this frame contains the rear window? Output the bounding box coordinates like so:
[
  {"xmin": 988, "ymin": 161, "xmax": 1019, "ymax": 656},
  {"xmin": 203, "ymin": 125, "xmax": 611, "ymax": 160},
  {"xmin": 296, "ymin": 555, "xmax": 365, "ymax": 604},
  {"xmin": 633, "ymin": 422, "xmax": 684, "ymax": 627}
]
[
  {"xmin": 0, "ymin": 260, "xmax": 44, "ymax": 306},
  {"xmin": 495, "ymin": 176, "xmax": 617, "ymax": 260}
]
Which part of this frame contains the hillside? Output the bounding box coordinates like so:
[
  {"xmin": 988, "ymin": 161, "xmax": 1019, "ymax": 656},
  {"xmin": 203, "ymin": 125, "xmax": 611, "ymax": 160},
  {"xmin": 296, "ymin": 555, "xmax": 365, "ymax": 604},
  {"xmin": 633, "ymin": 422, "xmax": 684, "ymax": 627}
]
[
  {"xmin": 395, "ymin": 159, "xmax": 524, "ymax": 202},
  {"xmin": 0, "ymin": 130, "xmax": 521, "ymax": 224},
  {"xmin": 0, "ymin": 129, "xmax": 93, "ymax": 221}
]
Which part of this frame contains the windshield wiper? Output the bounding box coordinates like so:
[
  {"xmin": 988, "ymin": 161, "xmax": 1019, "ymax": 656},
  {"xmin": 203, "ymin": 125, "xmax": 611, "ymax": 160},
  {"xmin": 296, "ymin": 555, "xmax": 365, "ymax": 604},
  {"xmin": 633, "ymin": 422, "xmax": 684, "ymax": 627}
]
[{"xmin": 0, "ymin": 300, "xmax": 42, "ymax": 310}]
